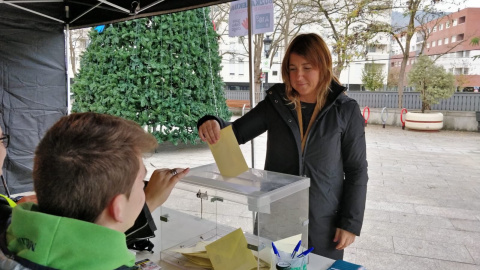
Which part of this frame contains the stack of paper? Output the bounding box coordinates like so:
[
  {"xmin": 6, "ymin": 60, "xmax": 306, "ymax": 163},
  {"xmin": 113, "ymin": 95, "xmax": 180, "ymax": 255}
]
[{"xmin": 170, "ymin": 228, "xmax": 270, "ymax": 270}]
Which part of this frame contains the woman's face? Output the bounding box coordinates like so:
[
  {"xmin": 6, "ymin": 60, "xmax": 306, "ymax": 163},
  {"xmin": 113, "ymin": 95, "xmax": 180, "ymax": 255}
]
[
  {"xmin": 0, "ymin": 127, "xmax": 6, "ymax": 175},
  {"xmin": 288, "ymin": 53, "xmax": 321, "ymax": 103}
]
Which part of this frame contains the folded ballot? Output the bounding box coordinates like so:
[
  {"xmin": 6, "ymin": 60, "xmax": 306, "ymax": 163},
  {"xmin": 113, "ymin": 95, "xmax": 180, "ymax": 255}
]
[{"xmin": 171, "ymin": 228, "xmax": 270, "ymax": 270}]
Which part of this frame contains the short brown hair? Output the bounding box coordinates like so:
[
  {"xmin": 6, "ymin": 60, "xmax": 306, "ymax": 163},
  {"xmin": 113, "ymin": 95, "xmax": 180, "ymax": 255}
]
[
  {"xmin": 281, "ymin": 33, "xmax": 339, "ymax": 108},
  {"xmin": 33, "ymin": 113, "xmax": 158, "ymax": 222}
]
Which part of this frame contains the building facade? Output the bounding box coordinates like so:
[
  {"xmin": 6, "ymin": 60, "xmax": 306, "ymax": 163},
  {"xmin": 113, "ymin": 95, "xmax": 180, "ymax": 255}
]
[
  {"xmin": 390, "ymin": 8, "xmax": 480, "ymax": 91},
  {"xmin": 217, "ymin": 3, "xmax": 392, "ymax": 94}
]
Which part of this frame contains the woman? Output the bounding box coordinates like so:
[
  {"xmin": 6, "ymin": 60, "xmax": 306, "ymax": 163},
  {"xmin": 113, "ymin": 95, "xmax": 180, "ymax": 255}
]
[{"xmin": 197, "ymin": 33, "xmax": 368, "ymax": 260}]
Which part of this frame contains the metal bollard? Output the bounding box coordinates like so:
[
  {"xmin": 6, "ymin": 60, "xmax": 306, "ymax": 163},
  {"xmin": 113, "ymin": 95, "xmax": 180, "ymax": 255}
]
[
  {"xmin": 381, "ymin": 107, "xmax": 388, "ymax": 128},
  {"xmin": 401, "ymin": 108, "xmax": 408, "ymax": 130}
]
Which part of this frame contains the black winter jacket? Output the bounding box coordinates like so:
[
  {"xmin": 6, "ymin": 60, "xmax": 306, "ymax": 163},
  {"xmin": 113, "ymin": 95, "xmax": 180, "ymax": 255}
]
[{"xmin": 198, "ymin": 81, "xmax": 368, "ymax": 259}]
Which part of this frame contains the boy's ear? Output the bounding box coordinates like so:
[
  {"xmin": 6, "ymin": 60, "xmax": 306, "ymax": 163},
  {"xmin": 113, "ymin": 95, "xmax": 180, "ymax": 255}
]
[{"xmin": 108, "ymin": 194, "xmax": 128, "ymax": 223}]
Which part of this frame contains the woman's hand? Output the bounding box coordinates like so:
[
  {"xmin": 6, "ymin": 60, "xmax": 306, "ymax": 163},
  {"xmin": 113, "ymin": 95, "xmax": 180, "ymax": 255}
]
[
  {"xmin": 144, "ymin": 168, "xmax": 189, "ymax": 212},
  {"xmin": 333, "ymin": 228, "xmax": 356, "ymax": 250},
  {"xmin": 198, "ymin": 120, "xmax": 221, "ymax": 145}
]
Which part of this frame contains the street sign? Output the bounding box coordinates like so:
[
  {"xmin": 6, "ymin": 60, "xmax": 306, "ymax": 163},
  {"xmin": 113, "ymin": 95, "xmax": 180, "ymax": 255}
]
[{"xmin": 261, "ymin": 58, "xmax": 270, "ymax": 72}]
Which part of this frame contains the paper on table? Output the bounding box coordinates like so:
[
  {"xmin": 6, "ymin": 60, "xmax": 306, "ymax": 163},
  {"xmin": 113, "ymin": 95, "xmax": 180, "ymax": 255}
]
[
  {"xmin": 205, "ymin": 228, "xmax": 257, "ymax": 270},
  {"xmin": 208, "ymin": 125, "xmax": 248, "ymax": 177}
]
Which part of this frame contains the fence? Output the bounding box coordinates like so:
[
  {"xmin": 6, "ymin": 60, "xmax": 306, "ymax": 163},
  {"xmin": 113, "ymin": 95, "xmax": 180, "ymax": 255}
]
[
  {"xmin": 224, "ymin": 90, "xmax": 480, "ymax": 111},
  {"xmin": 224, "ymin": 90, "xmax": 265, "ymax": 102}
]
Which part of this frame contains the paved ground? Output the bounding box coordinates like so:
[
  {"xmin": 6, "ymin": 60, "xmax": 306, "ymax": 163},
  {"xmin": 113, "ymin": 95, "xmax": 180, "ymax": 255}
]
[{"xmin": 145, "ymin": 121, "xmax": 480, "ymax": 270}]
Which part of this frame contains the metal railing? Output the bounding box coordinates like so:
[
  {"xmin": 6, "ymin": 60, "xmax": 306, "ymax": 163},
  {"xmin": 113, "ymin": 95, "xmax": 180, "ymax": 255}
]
[
  {"xmin": 225, "ymin": 90, "xmax": 265, "ymax": 102},
  {"xmin": 345, "ymin": 91, "xmax": 480, "ymax": 111},
  {"xmin": 224, "ymin": 90, "xmax": 480, "ymax": 111}
]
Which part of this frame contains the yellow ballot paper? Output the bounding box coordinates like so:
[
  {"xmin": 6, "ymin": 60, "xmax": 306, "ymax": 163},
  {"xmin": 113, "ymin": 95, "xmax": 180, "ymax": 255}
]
[
  {"xmin": 208, "ymin": 125, "xmax": 248, "ymax": 177},
  {"xmin": 205, "ymin": 228, "xmax": 257, "ymax": 270}
]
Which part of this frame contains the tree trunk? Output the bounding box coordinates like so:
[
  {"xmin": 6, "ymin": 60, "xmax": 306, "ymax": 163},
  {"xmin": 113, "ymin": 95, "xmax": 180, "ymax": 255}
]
[{"xmin": 69, "ymin": 31, "xmax": 76, "ymax": 74}]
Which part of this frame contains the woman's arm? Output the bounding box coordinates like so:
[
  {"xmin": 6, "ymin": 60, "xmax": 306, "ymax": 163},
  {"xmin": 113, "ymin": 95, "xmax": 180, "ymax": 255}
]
[{"xmin": 338, "ymin": 100, "xmax": 369, "ymax": 236}]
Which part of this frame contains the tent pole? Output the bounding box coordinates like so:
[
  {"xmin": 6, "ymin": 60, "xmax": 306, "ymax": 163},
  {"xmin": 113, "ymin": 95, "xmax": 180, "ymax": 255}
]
[
  {"xmin": 3, "ymin": 2, "xmax": 64, "ymax": 23},
  {"xmin": 247, "ymin": 0, "xmax": 255, "ymax": 168},
  {"xmin": 66, "ymin": 24, "xmax": 72, "ymax": 115}
]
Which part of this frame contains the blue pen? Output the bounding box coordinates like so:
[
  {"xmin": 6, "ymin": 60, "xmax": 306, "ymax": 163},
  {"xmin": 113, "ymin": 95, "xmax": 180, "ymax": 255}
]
[
  {"xmin": 291, "ymin": 240, "xmax": 302, "ymax": 258},
  {"xmin": 297, "ymin": 247, "xmax": 314, "ymax": 258},
  {"xmin": 271, "ymin": 242, "xmax": 281, "ymax": 258}
]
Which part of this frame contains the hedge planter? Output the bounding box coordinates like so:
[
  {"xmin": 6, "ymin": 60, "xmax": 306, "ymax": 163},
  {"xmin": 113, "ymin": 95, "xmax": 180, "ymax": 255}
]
[{"xmin": 405, "ymin": 112, "xmax": 444, "ymax": 131}]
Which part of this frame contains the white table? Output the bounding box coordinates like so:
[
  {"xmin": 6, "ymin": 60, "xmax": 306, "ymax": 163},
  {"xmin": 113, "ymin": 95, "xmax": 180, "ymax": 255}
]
[{"xmin": 136, "ymin": 207, "xmax": 335, "ymax": 270}]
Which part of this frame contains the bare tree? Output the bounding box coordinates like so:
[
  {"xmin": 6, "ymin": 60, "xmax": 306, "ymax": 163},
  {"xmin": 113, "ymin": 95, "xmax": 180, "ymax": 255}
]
[
  {"xmin": 374, "ymin": 0, "xmax": 466, "ymax": 108},
  {"xmin": 69, "ymin": 28, "xmax": 90, "ymax": 74},
  {"xmin": 309, "ymin": 0, "xmax": 391, "ymax": 77},
  {"xmin": 211, "ymin": 0, "xmax": 321, "ymax": 96}
]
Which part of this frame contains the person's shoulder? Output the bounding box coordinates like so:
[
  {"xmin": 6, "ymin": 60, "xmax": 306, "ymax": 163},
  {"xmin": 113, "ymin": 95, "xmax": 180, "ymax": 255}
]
[{"xmin": 265, "ymin": 83, "xmax": 286, "ymax": 95}]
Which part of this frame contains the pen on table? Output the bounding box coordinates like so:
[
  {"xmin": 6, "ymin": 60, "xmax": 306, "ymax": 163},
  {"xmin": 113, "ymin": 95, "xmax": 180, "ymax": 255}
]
[
  {"xmin": 291, "ymin": 240, "xmax": 302, "ymax": 258},
  {"xmin": 296, "ymin": 247, "xmax": 314, "ymax": 258},
  {"xmin": 272, "ymin": 242, "xmax": 281, "ymax": 258}
]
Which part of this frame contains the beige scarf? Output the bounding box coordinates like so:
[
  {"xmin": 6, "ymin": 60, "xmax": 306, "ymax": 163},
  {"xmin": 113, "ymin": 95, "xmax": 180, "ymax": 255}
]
[{"xmin": 295, "ymin": 100, "xmax": 321, "ymax": 153}]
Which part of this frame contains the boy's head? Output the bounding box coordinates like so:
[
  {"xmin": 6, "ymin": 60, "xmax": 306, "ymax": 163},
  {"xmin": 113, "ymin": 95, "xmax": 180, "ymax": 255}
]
[{"xmin": 33, "ymin": 113, "xmax": 157, "ymax": 230}]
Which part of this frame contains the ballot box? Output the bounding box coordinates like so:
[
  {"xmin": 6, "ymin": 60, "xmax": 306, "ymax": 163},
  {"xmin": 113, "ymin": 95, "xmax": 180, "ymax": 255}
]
[{"xmin": 158, "ymin": 163, "xmax": 310, "ymax": 269}]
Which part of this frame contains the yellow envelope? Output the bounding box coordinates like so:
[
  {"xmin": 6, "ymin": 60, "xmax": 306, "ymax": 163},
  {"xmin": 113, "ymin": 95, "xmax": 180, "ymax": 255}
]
[
  {"xmin": 208, "ymin": 125, "xmax": 248, "ymax": 177},
  {"xmin": 205, "ymin": 228, "xmax": 257, "ymax": 270},
  {"xmin": 182, "ymin": 254, "xmax": 213, "ymax": 267}
]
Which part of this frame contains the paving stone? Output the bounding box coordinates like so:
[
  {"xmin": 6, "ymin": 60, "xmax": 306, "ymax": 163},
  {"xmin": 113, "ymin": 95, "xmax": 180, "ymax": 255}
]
[
  {"xmin": 363, "ymin": 209, "xmax": 390, "ymax": 222},
  {"xmin": 424, "ymin": 228, "xmax": 480, "ymax": 248},
  {"xmin": 354, "ymin": 248, "xmax": 479, "ymax": 270},
  {"xmin": 366, "ymin": 200, "xmax": 416, "ymax": 214},
  {"xmin": 415, "ymin": 205, "xmax": 480, "ymax": 221},
  {"xmin": 350, "ymin": 234, "xmax": 394, "ymax": 253},
  {"xmin": 393, "ymin": 237, "xmax": 474, "ymax": 264},
  {"xmin": 361, "ymin": 220, "xmax": 427, "ymax": 239},
  {"xmin": 389, "ymin": 212, "xmax": 454, "ymax": 229},
  {"xmin": 465, "ymin": 245, "xmax": 480, "ymax": 265}
]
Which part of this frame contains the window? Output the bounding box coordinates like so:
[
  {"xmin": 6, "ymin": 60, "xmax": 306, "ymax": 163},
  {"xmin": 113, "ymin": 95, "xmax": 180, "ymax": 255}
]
[
  {"xmin": 458, "ymin": 16, "xmax": 465, "ymax": 24},
  {"xmin": 367, "ymin": 45, "xmax": 376, "ymax": 52},
  {"xmin": 427, "ymin": 42, "xmax": 430, "ymax": 49},
  {"xmin": 452, "ymin": 35, "xmax": 456, "ymax": 42},
  {"xmin": 438, "ymin": 39, "xmax": 442, "ymax": 46},
  {"xmin": 457, "ymin": 33, "xmax": 464, "ymax": 41},
  {"xmin": 238, "ymin": 59, "xmax": 244, "ymax": 75},
  {"xmin": 454, "ymin": 68, "xmax": 462, "ymax": 75},
  {"xmin": 439, "ymin": 24, "xmax": 443, "ymax": 30},
  {"xmin": 444, "ymin": 38, "xmax": 449, "ymax": 44},
  {"xmin": 464, "ymin": 51, "xmax": 470, "ymax": 57},
  {"xmin": 464, "ymin": 68, "xmax": 469, "ymax": 75},
  {"xmin": 453, "ymin": 19, "xmax": 457, "ymax": 26},
  {"xmin": 229, "ymin": 58, "xmax": 235, "ymax": 75},
  {"xmin": 272, "ymin": 71, "xmax": 278, "ymax": 76},
  {"xmin": 446, "ymin": 21, "xmax": 450, "ymax": 28},
  {"xmin": 391, "ymin": 62, "xmax": 395, "ymax": 67},
  {"xmin": 432, "ymin": 40, "xmax": 436, "ymax": 47},
  {"xmin": 433, "ymin": 26, "xmax": 437, "ymax": 32}
]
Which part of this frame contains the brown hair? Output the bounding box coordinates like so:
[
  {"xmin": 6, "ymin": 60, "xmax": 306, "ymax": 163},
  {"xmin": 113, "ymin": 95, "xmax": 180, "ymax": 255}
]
[
  {"xmin": 33, "ymin": 112, "xmax": 158, "ymax": 223},
  {"xmin": 281, "ymin": 33, "xmax": 339, "ymax": 108}
]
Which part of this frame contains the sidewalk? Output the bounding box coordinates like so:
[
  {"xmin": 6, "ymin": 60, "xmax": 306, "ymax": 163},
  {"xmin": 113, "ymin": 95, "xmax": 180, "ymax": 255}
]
[{"xmin": 145, "ymin": 124, "xmax": 480, "ymax": 270}]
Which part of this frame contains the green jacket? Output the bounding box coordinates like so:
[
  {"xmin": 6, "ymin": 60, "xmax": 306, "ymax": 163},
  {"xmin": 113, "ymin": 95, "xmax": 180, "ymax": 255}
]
[{"xmin": 6, "ymin": 203, "xmax": 136, "ymax": 270}]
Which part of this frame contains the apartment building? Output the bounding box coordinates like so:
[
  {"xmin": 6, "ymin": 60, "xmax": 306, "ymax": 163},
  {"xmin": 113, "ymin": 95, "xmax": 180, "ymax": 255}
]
[
  {"xmin": 390, "ymin": 8, "xmax": 480, "ymax": 90},
  {"xmin": 219, "ymin": 22, "xmax": 391, "ymax": 92}
]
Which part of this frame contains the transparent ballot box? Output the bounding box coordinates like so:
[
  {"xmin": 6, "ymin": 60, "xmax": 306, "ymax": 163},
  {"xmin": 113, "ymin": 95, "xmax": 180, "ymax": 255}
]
[{"xmin": 159, "ymin": 163, "xmax": 310, "ymax": 269}]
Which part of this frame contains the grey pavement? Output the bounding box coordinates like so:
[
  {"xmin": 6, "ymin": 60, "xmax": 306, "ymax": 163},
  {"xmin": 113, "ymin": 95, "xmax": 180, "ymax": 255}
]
[{"xmin": 145, "ymin": 120, "xmax": 480, "ymax": 270}]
